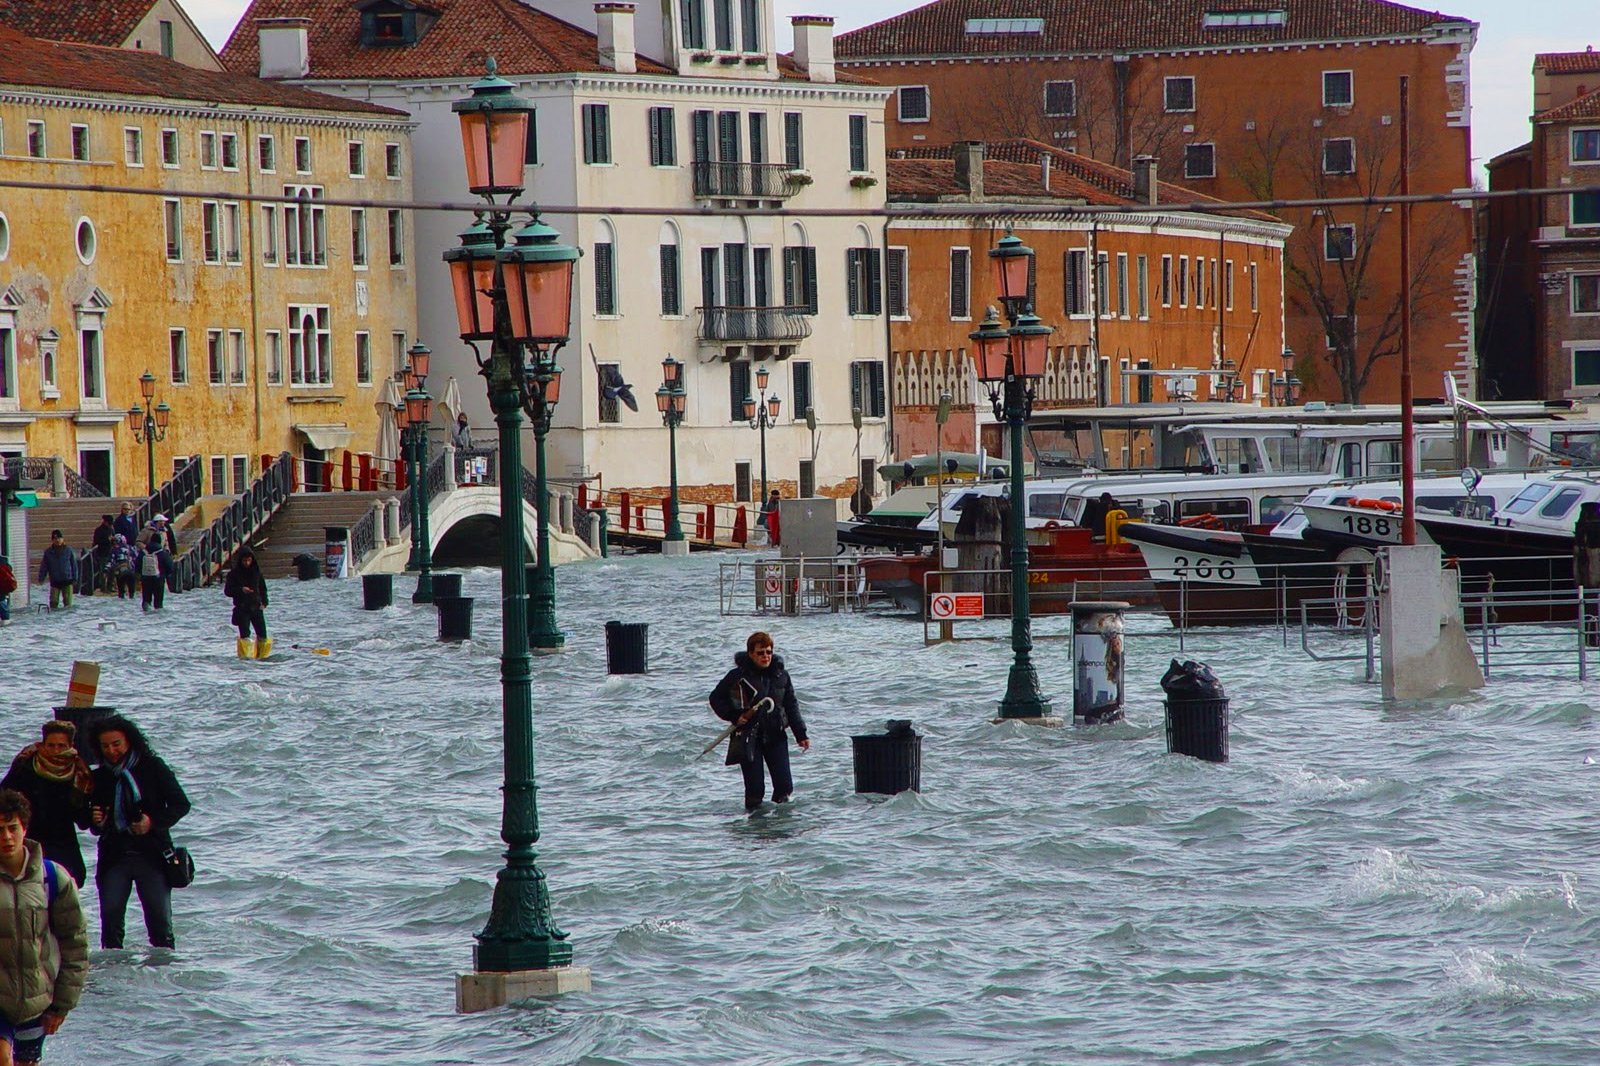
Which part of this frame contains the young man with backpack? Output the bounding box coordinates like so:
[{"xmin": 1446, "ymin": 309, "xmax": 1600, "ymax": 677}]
[
  {"xmin": 135, "ymin": 536, "xmax": 172, "ymax": 612},
  {"xmin": 0, "ymin": 788, "xmax": 88, "ymax": 1066}
]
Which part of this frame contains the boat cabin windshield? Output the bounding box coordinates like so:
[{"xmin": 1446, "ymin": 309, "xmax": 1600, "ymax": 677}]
[
  {"xmin": 1262, "ymin": 437, "xmax": 1331, "ymax": 474},
  {"xmin": 1203, "ymin": 437, "xmax": 1265, "ymax": 475},
  {"xmin": 1503, "ymin": 484, "xmax": 1555, "ymax": 515}
]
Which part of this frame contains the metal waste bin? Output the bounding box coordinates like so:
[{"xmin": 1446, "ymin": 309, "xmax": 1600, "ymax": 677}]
[
  {"xmin": 436, "ymin": 596, "xmax": 473, "ymax": 642},
  {"xmin": 851, "ymin": 720, "xmax": 921, "ymax": 795},
  {"xmin": 362, "ymin": 573, "xmax": 393, "ymax": 610},
  {"xmin": 52, "ymin": 705, "xmax": 115, "ymax": 767},
  {"xmin": 323, "ymin": 527, "xmax": 349, "ymax": 579},
  {"xmin": 1071, "ymin": 601, "xmax": 1128, "ymax": 724},
  {"xmin": 604, "ymin": 620, "xmax": 648, "ymax": 674},
  {"xmin": 1164, "ymin": 698, "xmax": 1230, "ymax": 762},
  {"xmin": 431, "ymin": 572, "xmax": 463, "ymax": 600},
  {"xmin": 293, "ymin": 553, "xmax": 320, "ymax": 581}
]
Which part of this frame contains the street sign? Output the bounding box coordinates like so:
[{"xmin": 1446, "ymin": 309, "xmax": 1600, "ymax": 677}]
[
  {"xmin": 930, "ymin": 592, "xmax": 984, "ymax": 620},
  {"xmin": 763, "ymin": 573, "xmax": 781, "ymax": 595}
]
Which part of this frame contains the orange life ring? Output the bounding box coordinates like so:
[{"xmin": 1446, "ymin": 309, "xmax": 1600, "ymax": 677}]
[
  {"xmin": 1179, "ymin": 513, "xmax": 1222, "ymax": 529},
  {"xmin": 1351, "ymin": 498, "xmax": 1400, "ymax": 512}
]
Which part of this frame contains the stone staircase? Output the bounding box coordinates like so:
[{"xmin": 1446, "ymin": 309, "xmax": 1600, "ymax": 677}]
[
  {"xmin": 23, "ymin": 497, "xmax": 147, "ymax": 576},
  {"xmin": 246, "ymin": 492, "xmax": 389, "ymax": 580}
]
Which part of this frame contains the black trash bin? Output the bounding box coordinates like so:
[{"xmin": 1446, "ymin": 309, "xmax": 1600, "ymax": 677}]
[
  {"xmin": 362, "ymin": 573, "xmax": 393, "ymax": 610},
  {"xmin": 293, "ymin": 553, "xmax": 320, "ymax": 581},
  {"xmin": 1160, "ymin": 659, "xmax": 1229, "ymax": 763},
  {"xmin": 431, "ymin": 572, "xmax": 463, "ymax": 600},
  {"xmin": 604, "ymin": 620, "xmax": 648, "ymax": 674},
  {"xmin": 52, "ymin": 705, "xmax": 115, "ymax": 767},
  {"xmin": 436, "ymin": 596, "xmax": 474, "ymax": 642},
  {"xmin": 851, "ymin": 720, "xmax": 922, "ymax": 795}
]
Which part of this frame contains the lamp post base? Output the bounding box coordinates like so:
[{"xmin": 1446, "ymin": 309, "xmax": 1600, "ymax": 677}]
[
  {"xmin": 992, "ymin": 712, "xmax": 1064, "ymax": 727},
  {"xmin": 529, "ymin": 630, "xmax": 566, "ymax": 654},
  {"xmin": 661, "ymin": 538, "xmax": 689, "ymax": 557},
  {"xmin": 456, "ymin": 966, "xmax": 591, "ymax": 1013}
]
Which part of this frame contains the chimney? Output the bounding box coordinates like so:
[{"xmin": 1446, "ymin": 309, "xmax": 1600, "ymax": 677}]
[
  {"xmin": 1132, "ymin": 154, "xmax": 1158, "ymax": 206},
  {"xmin": 954, "ymin": 141, "xmax": 984, "ymax": 200},
  {"xmin": 791, "ymin": 16, "xmax": 835, "ymax": 83},
  {"xmin": 256, "ymin": 17, "xmax": 310, "ymax": 79},
  {"xmin": 595, "ymin": 2, "xmax": 637, "ymax": 74}
]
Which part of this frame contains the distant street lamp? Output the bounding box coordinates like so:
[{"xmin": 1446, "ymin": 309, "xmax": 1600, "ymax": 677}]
[
  {"xmin": 1274, "ymin": 346, "xmax": 1301, "ymax": 407},
  {"xmin": 970, "ymin": 229, "xmax": 1055, "ymax": 720},
  {"xmin": 743, "ymin": 364, "xmax": 780, "ymax": 507},
  {"xmin": 443, "ymin": 59, "xmax": 583, "ymax": 1004},
  {"xmin": 126, "ymin": 370, "xmax": 172, "ymax": 495},
  {"xmin": 402, "ymin": 341, "xmax": 435, "ymax": 604},
  {"xmin": 657, "ymin": 356, "xmax": 687, "ymax": 552}
]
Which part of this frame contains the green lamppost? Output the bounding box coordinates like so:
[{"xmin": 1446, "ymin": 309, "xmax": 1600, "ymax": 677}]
[
  {"xmin": 969, "ymin": 230, "xmax": 1054, "ymax": 720},
  {"xmin": 396, "ymin": 389, "xmax": 421, "ymax": 571},
  {"xmin": 444, "ymin": 59, "xmax": 585, "ymax": 1008},
  {"xmin": 125, "ymin": 370, "xmax": 172, "ymax": 495},
  {"xmin": 743, "ymin": 364, "xmax": 780, "ymax": 508},
  {"xmin": 657, "ymin": 356, "xmax": 687, "ymax": 555},
  {"xmin": 404, "ymin": 344, "xmax": 436, "ymax": 604}
]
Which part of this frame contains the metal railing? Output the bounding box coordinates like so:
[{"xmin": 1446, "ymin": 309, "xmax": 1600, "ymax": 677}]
[
  {"xmin": 0, "ymin": 457, "xmax": 53, "ymax": 484},
  {"xmin": 718, "ymin": 557, "xmax": 869, "ymax": 616},
  {"xmin": 349, "ymin": 505, "xmax": 378, "ymax": 568},
  {"xmin": 454, "ymin": 446, "xmax": 498, "ymax": 486},
  {"xmin": 173, "ymin": 452, "xmax": 293, "ymax": 591},
  {"xmin": 696, "ymin": 305, "xmax": 813, "ymax": 344},
  {"xmin": 691, "ymin": 161, "xmax": 803, "ymax": 199},
  {"xmin": 62, "ymin": 467, "xmax": 105, "ymax": 498},
  {"xmin": 397, "ymin": 450, "xmax": 450, "ymax": 544},
  {"xmin": 134, "ymin": 454, "xmax": 202, "ymax": 534},
  {"xmin": 591, "ymin": 486, "xmax": 754, "ymax": 548}
]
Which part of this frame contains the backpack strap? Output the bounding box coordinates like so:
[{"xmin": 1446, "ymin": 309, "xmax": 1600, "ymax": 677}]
[{"xmin": 42, "ymin": 859, "xmax": 58, "ymax": 908}]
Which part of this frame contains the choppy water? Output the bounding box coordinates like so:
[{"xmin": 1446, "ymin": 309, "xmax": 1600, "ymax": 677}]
[{"xmin": 2, "ymin": 552, "xmax": 1599, "ymax": 1065}]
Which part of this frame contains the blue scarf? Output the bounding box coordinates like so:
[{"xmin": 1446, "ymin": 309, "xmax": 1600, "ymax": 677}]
[{"xmin": 111, "ymin": 750, "xmax": 142, "ymax": 832}]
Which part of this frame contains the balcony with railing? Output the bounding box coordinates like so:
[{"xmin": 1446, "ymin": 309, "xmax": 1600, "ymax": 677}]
[
  {"xmin": 692, "ymin": 161, "xmax": 804, "ymax": 200},
  {"xmin": 696, "ymin": 305, "xmax": 813, "ymax": 347}
]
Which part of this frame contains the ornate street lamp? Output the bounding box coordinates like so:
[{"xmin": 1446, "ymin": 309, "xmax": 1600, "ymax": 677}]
[
  {"xmin": 1273, "ymin": 346, "xmax": 1302, "ymax": 407},
  {"xmin": 404, "ymin": 342, "xmax": 436, "ymax": 604},
  {"xmin": 743, "ymin": 364, "xmax": 780, "ymax": 510},
  {"xmin": 445, "ymin": 58, "xmax": 584, "ymax": 1007},
  {"xmin": 971, "ymin": 228, "xmax": 1055, "ymax": 721},
  {"xmin": 126, "ymin": 369, "xmax": 173, "ymax": 495},
  {"xmin": 657, "ymin": 356, "xmax": 688, "ymax": 553}
]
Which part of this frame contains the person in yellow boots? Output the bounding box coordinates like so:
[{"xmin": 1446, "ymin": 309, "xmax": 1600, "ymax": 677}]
[{"xmin": 223, "ymin": 546, "xmax": 271, "ymax": 659}]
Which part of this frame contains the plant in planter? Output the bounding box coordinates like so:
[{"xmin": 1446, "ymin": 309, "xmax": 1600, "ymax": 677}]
[
  {"xmin": 849, "ymin": 174, "xmax": 879, "ymax": 189},
  {"xmin": 785, "ymin": 169, "xmax": 814, "ymax": 186}
]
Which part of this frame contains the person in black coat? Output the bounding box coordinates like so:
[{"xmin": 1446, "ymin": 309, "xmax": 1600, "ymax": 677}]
[
  {"xmin": 1, "ymin": 720, "xmax": 93, "ymax": 884},
  {"xmin": 87, "ymin": 716, "xmax": 190, "ymax": 949},
  {"xmin": 224, "ymin": 545, "xmax": 270, "ymax": 658},
  {"xmin": 709, "ymin": 631, "xmax": 809, "ymax": 812}
]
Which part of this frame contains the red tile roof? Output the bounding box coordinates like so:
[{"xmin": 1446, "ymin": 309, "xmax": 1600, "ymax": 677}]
[
  {"xmin": 0, "ymin": 24, "xmax": 405, "ymax": 116},
  {"xmin": 890, "ymin": 138, "xmax": 1279, "ymax": 221},
  {"xmin": 836, "ymin": 0, "xmax": 1471, "ymax": 60},
  {"xmin": 1535, "ymin": 88, "xmax": 1600, "ymax": 125},
  {"xmin": 1536, "ymin": 50, "xmax": 1600, "ymax": 75},
  {"xmin": 0, "ymin": 0, "xmax": 155, "ymax": 46},
  {"xmin": 220, "ymin": 0, "xmax": 670, "ymax": 79}
]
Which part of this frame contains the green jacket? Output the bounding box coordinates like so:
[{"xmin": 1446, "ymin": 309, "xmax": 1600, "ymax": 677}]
[{"xmin": 0, "ymin": 841, "xmax": 88, "ymax": 1023}]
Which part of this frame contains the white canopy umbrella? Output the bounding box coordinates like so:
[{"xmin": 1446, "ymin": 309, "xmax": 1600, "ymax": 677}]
[
  {"xmin": 438, "ymin": 375, "xmax": 466, "ymax": 429},
  {"xmin": 376, "ymin": 376, "xmax": 402, "ymax": 476}
]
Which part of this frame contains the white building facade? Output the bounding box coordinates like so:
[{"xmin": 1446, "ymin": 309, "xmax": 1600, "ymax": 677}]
[{"xmin": 226, "ymin": 0, "xmax": 892, "ymax": 504}]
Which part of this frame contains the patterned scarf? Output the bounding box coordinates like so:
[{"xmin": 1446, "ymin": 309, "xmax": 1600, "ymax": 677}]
[
  {"xmin": 19, "ymin": 743, "xmax": 93, "ymax": 794},
  {"xmin": 110, "ymin": 750, "xmax": 143, "ymax": 832}
]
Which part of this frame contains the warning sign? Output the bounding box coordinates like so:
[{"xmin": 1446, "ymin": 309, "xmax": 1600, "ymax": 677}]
[
  {"xmin": 930, "ymin": 593, "xmax": 984, "ymax": 620},
  {"xmin": 763, "ymin": 574, "xmax": 781, "ymax": 595}
]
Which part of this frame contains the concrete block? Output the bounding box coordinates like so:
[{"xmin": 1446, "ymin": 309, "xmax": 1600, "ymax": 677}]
[
  {"xmin": 456, "ymin": 966, "xmax": 592, "ymax": 1013},
  {"xmin": 1380, "ymin": 544, "xmax": 1484, "ymax": 699},
  {"xmin": 662, "ymin": 539, "xmax": 690, "ymax": 557}
]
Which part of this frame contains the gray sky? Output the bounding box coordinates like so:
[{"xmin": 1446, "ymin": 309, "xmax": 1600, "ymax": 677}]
[{"xmin": 186, "ymin": 0, "xmax": 1593, "ymax": 177}]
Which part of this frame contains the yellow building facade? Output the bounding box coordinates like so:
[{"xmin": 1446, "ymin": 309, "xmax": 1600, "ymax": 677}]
[{"xmin": 0, "ymin": 28, "xmax": 416, "ymax": 496}]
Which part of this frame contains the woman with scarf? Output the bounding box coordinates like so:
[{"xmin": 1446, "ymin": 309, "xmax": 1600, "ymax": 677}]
[
  {"xmin": 87, "ymin": 716, "xmax": 190, "ymax": 949},
  {"xmin": 0, "ymin": 721, "xmax": 93, "ymax": 884},
  {"xmin": 708, "ymin": 631, "xmax": 810, "ymax": 812},
  {"xmin": 224, "ymin": 545, "xmax": 270, "ymax": 659}
]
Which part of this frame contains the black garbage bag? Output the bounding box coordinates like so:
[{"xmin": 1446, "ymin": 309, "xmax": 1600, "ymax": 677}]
[{"xmin": 1159, "ymin": 658, "xmax": 1226, "ymax": 700}]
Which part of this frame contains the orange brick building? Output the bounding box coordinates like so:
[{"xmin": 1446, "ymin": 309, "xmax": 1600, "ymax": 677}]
[
  {"xmin": 887, "ymin": 141, "xmax": 1290, "ymax": 460},
  {"xmin": 1481, "ymin": 51, "xmax": 1600, "ymax": 400},
  {"xmin": 837, "ymin": 0, "xmax": 1478, "ymax": 405}
]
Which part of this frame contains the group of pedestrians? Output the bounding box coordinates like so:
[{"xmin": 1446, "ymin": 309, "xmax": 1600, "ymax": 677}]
[
  {"xmin": 36, "ymin": 504, "xmax": 176, "ymax": 613},
  {"xmin": 0, "ymin": 712, "xmax": 188, "ymax": 1063}
]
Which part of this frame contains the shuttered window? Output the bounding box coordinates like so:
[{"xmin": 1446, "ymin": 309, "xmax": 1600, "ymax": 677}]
[
  {"xmin": 783, "ymin": 112, "xmax": 803, "ymax": 168},
  {"xmin": 792, "ymin": 360, "xmax": 813, "ymax": 416},
  {"xmin": 648, "ymin": 107, "xmax": 676, "ymax": 166},
  {"xmin": 849, "ymin": 360, "xmax": 886, "ymax": 418},
  {"xmin": 659, "ymin": 244, "xmax": 681, "ymax": 315},
  {"xmin": 701, "ymin": 247, "xmax": 720, "ymax": 309},
  {"xmin": 846, "ymin": 248, "xmax": 882, "ymax": 316},
  {"xmin": 886, "ymin": 247, "xmax": 908, "ymax": 318},
  {"xmin": 582, "ymin": 104, "xmax": 611, "ymax": 164},
  {"xmin": 1064, "ymin": 249, "xmax": 1088, "ymax": 315},
  {"xmin": 691, "ymin": 110, "xmax": 713, "ymax": 163},
  {"xmin": 948, "ymin": 247, "xmax": 970, "ymax": 318},
  {"xmin": 729, "ymin": 360, "xmax": 751, "ymax": 422},
  {"xmin": 594, "ymin": 241, "xmax": 616, "ymax": 315},
  {"xmin": 848, "ymin": 114, "xmax": 868, "ymax": 172},
  {"xmin": 782, "ymin": 246, "xmax": 818, "ymax": 314}
]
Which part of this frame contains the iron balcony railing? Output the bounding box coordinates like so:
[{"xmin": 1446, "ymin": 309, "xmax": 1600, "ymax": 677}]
[
  {"xmin": 696, "ymin": 305, "xmax": 813, "ymax": 344},
  {"xmin": 173, "ymin": 451, "xmax": 293, "ymax": 591},
  {"xmin": 0, "ymin": 457, "xmax": 54, "ymax": 484},
  {"xmin": 691, "ymin": 161, "xmax": 803, "ymax": 199}
]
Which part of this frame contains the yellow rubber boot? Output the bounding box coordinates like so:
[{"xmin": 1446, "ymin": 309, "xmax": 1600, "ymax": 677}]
[
  {"xmin": 255, "ymin": 637, "xmax": 273, "ymax": 659},
  {"xmin": 236, "ymin": 637, "xmax": 255, "ymax": 659}
]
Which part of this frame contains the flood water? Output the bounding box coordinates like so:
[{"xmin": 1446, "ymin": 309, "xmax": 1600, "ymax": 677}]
[{"xmin": 2, "ymin": 551, "xmax": 1597, "ymax": 1065}]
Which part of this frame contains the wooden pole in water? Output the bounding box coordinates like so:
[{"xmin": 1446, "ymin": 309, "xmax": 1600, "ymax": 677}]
[{"xmin": 1399, "ymin": 75, "xmax": 1416, "ymax": 546}]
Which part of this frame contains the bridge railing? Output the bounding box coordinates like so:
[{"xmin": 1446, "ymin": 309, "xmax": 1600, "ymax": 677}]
[
  {"xmin": 174, "ymin": 452, "xmax": 293, "ymax": 591},
  {"xmin": 580, "ymin": 485, "xmax": 754, "ymax": 547}
]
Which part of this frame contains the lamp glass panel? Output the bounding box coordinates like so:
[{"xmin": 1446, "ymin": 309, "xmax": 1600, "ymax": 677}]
[
  {"xmin": 544, "ymin": 367, "xmax": 562, "ymax": 406},
  {"xmin": 742, "ymin": 396, "xmax": 757, "ymax": 421},
  {"xmin": 973, "ymin": 333, "xmax": 1009, "ymax": 381},
  {"xmin": 767, "ymin": 395, "xmax": 781, "ymax": 419},
  {"xmin": 394, "ymin": 401, "xmax": 410, "ymax": 429},
  {"xmin": 504, "ymin": 257, "xmax": 575, "ymax": 345},
  {"xmin": 661, "ymin": 357, "xmax": 681, "ymax": 387},
  {"xmin": 656, "ymin": 387, "xmax": 671, "ymax": 413},
  {"xmin": 404, "ymin": 369, "xmax": 418, "ymax": 392},
  {"xmin": 448, "ymin": 256, "xmax": 496, "ymax": 340},
  {"xmin": 458, "ymin": 110, "xmax": 529, "ymax": 195},
  {"xmin": 1017, "ymin": 333, "xmax": 1049, "ymax": 378},
  {"xmin": 409, "ymin": 348, "xmax": 430, "ymax": 381},
  {"xmin": 127, "ymin": 407, "xmax": 143, "ymax": 431},
  {"xmin": 755, "ymin": 365, "xmax": 770, "ymax": 392},
  {"xmin": 140, "ymin": 372, "xmax": 156, "ymax": 400},
  {"xmin": 671, "ymin": 391, "xmax": 686, "ymax": 415},
  {"xmin": 993, "ymin": 251, "xmax": 1030, "ymax": 302},
  {"xmin": 154, "ymin": 403, "xmax": 171, "ymax": 429},
  {"xmin": 406, "ymin": 393, "xmax": 428, "ymax": 425}
]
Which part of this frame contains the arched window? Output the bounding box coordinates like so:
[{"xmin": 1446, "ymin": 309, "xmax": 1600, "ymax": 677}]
[
  {"xmin": 595, "ymin": 219, "xmax": 618, "ymax": 316},
  {"xmin": 658, "ymin": 220, "xmax": 681, "ymax": 316}
]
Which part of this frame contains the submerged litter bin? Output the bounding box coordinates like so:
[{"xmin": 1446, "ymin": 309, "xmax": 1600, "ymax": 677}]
[
  {"xmin": 431, "ymin": 572, "xmax": 462, "ymax": 600},
  {"xmin": 362, "ymin": 573, "xmax": 393, "ymax": 610},
  {"xmin": 293, "ymin": 553, "xmax": 320, "ymax": 581},
  {"xmin": 605, "ymin": 620, "xmax": 648, "ymax": 674},
  {"xmin": 436, "ymin": 596, "xmax": 474, "ymax": 642},
  {"xmin": 52, "ymin": 705, "xmax": 115, "ymax": 767},
  {"xmin": 851, "ymin": 720, "xmax": 921, "ymax": 795},
  {"xmin": 1161, "ymin": 659, "xmax": 1229, "ymax": 763}
]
